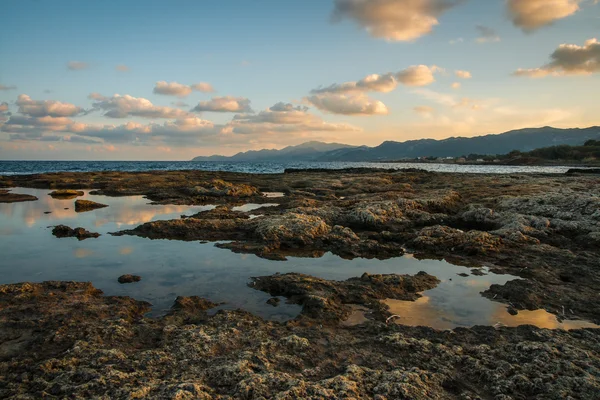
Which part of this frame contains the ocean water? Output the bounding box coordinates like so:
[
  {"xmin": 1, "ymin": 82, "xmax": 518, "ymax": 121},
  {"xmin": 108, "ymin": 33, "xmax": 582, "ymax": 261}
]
[
  {"xmin": 0, "ymin": 160, "xmax": 585, "ymax": 175},
  {"xmin": 1, "ymin": 187, "xmax": 597, "ymax": 330}
]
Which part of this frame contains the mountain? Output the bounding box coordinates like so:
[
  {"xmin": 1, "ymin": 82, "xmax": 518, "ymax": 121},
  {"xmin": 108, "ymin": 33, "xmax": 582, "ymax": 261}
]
[
  {"xmin": 317, "ymin": 126, "xmax": 600, "ymax": 161},
  {"xmin": 192, "ymin": 126, "xmax": 600, "ymax": 162},
  {"xmin": 192, "ymin": 141, "xmax": 356, "ymax": 162}
]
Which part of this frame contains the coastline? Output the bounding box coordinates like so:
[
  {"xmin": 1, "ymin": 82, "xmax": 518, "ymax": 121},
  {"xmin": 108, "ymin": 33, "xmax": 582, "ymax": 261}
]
[{"xmin": 1, "ymin": 168, "xmax": 600, "ymax": 398}]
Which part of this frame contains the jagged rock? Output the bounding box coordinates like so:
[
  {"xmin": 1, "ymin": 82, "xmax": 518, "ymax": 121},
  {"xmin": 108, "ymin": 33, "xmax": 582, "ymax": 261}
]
[
  {"xmin": 410, "ymin": 225, "xmax": 503, "ymax": 255},
  {"xmin": 75, "ymin": 199, "xmax": 108, "ymax": 212},
  {"xmin": 250, "ymin": 271, "xmax": 440, "ymax": 323},
  {"xmin": 52, "ymin": 225, "xmax": 100, "ymax": 240},
  {"xmin": 185, "ymin": 179, "xmax": 260, "ymax": 198}
]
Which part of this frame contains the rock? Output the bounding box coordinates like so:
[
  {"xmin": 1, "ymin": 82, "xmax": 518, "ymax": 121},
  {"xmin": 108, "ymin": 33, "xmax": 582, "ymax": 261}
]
[
  {"xmin": 410, "ymin": 225, "xmax": 503, "ymax": 255},
  {"xmin": 266, "ymin": 297, "xmax": 280, "ymax": 306},
  {"xmin": 49, "ymin": 189, "xmax": 84, "ymax": 199},
  {"xmin": 470, "ymin": 268, "xmax": 486, "ymax": 276},
  {"xmin": 507, "ymin": 306, "xmax": 519, "ymax": 316},
  {"xmin": 566, "ymin": 168, "xmax": 600, "ymax": 174},
  {"xmin": 75, "ymin": 199, "xmax": 108, "ymax": 212},
  {"xmin": 0, "ymin": 190, "xmax": 38, "ymax": 203},
  {"xmin": 117, "ymin": 274, "xmax": 142, "ymax": 284},
  {"xmin": 253, "ymin": 213, "xmax": 330, "ymax": 248},
  {"xmin": 185, "ymin": 179, "xmax": 260, "ymax": 198},
  {"xmin": 250, "ymin": 271, "xmax": 440, "ymax": 323},
  {"xmin": 52, "ymin": 225, "xmax": 100, "ymax": 240}
]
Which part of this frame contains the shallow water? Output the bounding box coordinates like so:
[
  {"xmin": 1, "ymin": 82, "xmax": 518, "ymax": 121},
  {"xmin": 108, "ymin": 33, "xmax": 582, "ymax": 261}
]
[
  {"xmin": 1, "ymin": 187, "xmax": 597, "ymax": 329},
  {"xmin": 0, "ymin": 160, "xmax": 588, "ymax": 175}
]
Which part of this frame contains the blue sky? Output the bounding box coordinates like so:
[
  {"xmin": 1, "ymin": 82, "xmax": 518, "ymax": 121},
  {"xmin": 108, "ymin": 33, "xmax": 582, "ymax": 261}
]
[{"xmin": 1, "ymin": 0, "xmax": 599, "ymax": 160}]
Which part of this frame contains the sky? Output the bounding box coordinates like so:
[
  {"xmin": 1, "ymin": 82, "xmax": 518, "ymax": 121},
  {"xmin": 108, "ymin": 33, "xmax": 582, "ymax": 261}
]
[{"xmin": 1, "ymin": 0, "xmax": 599, "ymax": 161}]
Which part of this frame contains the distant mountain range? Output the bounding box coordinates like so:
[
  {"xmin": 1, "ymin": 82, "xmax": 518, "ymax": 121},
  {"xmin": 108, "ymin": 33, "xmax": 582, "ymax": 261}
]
[{"xmin": 192, "ymin": 126, "xmax": 600, "ymax": 162}]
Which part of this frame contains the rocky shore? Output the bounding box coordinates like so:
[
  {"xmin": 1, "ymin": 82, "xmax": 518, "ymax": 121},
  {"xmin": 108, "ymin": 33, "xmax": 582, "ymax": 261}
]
[{"xmin": 1, "ymin": 168, "xmax": 599, "ymax": 398}]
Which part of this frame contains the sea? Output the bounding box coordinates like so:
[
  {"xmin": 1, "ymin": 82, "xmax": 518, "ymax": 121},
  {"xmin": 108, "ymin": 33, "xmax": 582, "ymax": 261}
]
[{"xmin": 0, "ymin": 160, "xmax": 587, "ymax": 175}]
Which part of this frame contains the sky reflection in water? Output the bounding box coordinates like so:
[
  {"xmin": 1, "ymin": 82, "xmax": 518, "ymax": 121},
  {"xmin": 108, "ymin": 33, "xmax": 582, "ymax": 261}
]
[{"xmin": 1, "ymin": 188, "xmax": 597, "ymax": 329}]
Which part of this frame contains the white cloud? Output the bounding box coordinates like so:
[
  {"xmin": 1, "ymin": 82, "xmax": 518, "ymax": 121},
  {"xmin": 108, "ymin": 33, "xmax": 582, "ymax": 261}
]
[
  {"xmin": 455, "ymin": 70, "xmax": 472, "ymax": 79},
  {"xmin": 332, "ymin": 0, "xmax": 464, "ymax": 41},
  {"xmin": 507, "ymin": 0, "xmax": 582, "ymax": 32},
  {"xmin": 451, "ymin": 82, "xmax": 461, "ymax": 89},
  {"xmin": 475, "ymin": 25, "xmax": 500, "ymax": 43},
  {"xmin": 67, "ymin": 61, "xmax": 89, "ymax": 70},
  {"xmin": 190, "ymin": 82, "xmax": 215, "ymax": 93},
  {"xmin": 192, "ymin": 96, "xmax": 253, "ymax": 113},
  {"xmin": 91, "ymin": 94, "xmax": 191, "ymax": 119},
  {"xmin": 396, "ymin": 65, "xmax": 442, "ymax": 86},
  {"xmin": 311, "ymin": 65, "xmax": 441, "ymax": 95},
  {"xmin": 307, "ymin": 93, "xmax": 389, "ymax": 115},
  {"xmin": 514, "ymin": 38, "xmax": 600, "ymax": 77},
  {"xmin": 153, "ymin": 81, "xmax": 215, "ymax": 98},
  {"xmin": 0, "ymin": 84, "xmax": 17, "ymax": 91},
  {"xmin": 16, "ymin": 94, "xmax": 83, "ymax": 117},
  {"xmin": 228, "ymin": 102, "xmax": 361, "ymax": 134}
]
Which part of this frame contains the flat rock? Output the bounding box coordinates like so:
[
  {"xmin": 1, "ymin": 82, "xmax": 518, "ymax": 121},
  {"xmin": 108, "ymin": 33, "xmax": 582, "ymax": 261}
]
[
  {"xmin": 49, "ymin": 189, "xmax": 84, "ymax": 199},
  {"xmin": 0, "ymin": 190, "xmax": 38, "ymax": 203}
]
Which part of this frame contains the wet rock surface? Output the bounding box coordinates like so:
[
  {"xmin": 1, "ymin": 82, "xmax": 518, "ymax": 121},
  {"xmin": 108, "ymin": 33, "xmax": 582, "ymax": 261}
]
[
  {"xmin": 3, "ymin": 169, "xmax": 600, "ymax": 323},
  {"xmin": 251, "ymin": 272, "xmax": 440, "ymax": 323},
  {"xmin": 1, "ymin": 280, "xmax": 599, "ymax": 399},
  {"xmin": 51, "ymin": 225, "xmax": 100, "ymax": 240},
  {"xmin": 74, "ymin": 199, "xmax": 108, "ymax": 212},
  {"xmin": 0, "ymin": 189, "xmax": 37, "ymax": 203}
]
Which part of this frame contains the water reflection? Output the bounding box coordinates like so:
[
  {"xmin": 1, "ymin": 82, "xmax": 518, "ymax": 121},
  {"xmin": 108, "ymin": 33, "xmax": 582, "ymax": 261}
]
[
  {"xmin": 1, "ymin": 188, "xmax": 597, "ymax": 329},
  {"xmin": 232, "ymin": 203, "xmax": 279, "ymax": 212}
]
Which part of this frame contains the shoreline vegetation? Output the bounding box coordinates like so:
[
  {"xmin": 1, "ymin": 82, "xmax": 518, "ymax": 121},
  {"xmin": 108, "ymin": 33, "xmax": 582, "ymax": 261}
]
[
  {"xmin": 380, "ymin": 140, "xmax": 600, "ymax": 167},
  {"xmin": 1, "ymin": 167, "xmax": 600, "ymax": 398}
]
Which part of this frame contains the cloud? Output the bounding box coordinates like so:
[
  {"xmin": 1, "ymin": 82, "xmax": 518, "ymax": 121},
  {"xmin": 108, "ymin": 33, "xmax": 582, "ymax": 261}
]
[
  {"xmin": 88, "ymin": 92, "xmax": 107, "ymax": 101},
  {"xmin": 455, "ymin": 70, "xmax": 472, "ymax": 79},
  {"xmin": 69, "ymin": 117, "xmax": 224, "ymax": 146},
  {"xmin": 396, "ymin": 65, "xmax": 442, "ymax": 86},
  {"xmin": 412, "ymin": 88, "xmax": 484, "ymax": 110},
  {"xmin": 475, "ymin": 25, "xmax": 500, "ymax": 43},
  {"xmin": 414, "ymin": 105, "xmax": 434, "ymax": 115},
  {"xmin": 311, "ymin": 65, "xmax": 441, "ymax": 95},
  {"xmin": 307, "ymin": 93, "xmax": 389, "ymax": 115},
  {"xmin": 153, "ymin": 81, "xmax": 215, "ymax": 97},
  {"xmin": 507, "ymin": 0, "xmax": 582, "ymax": 32},
  {"xmin": 451, "ymin": 82, "xmax": 461, "ymax": 89},
  {"xmin": 514, "ymin": 38, "xmax": 600, "ymax": 77},
  {"xmin": 0, "ymin": 84, "xmax": 17, "ymax": 91},
  {"xmin": 192, "ymin": 96, "xmax": 253, "ymax": 113},
  {"xmin": 67, "ymin": 61, "xmax": 89, "ymax": 70},
  {"xmin": 190, "ymin": 82, "xmax": 215, "ymax": 93},
  {"xmin": 269, "ymin": 102, "xmax": 309, "ymax": 112},
  {"xmin": 91, "ymin": 94, "xmax": 191, "ymax": 119},
  {"xmin": 228, "ymin": 102, "xmax": 361, "ymax": 134},
  {"xmin": 116, "ymin": 64, "xmax": 130, "ymax": 72},
  {"xmin": 0, "ymin": 102, "xmax": 8, "ymax": 112},
  {"xmin": 16, "ymin": 94, "xmax": 83, "ymax": 117},
  {"xmin": 172, "ymin": 101, "xmax": 190, "ymax": 108},
  {"xmin": 449, "ymin": 37, "xmax": 464, "ymax": 45},
  {"xmin": 332, "ymin": 0, "xmax": 465, "ymax": 41}
]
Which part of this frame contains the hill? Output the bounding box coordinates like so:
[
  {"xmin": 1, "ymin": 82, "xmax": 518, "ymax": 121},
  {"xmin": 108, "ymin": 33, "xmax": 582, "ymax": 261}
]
[
  {"xmin": 192, "ymin": 141, "xmax": 356, "ymax": 162},
  {"xmin": 191, "ymin": 126, "xmax": 600, "ymax": 162}
]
